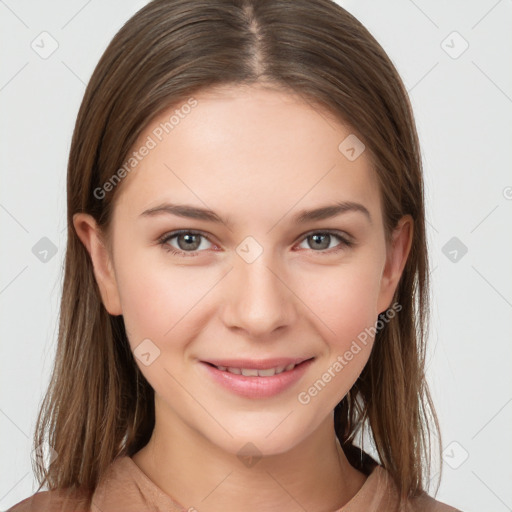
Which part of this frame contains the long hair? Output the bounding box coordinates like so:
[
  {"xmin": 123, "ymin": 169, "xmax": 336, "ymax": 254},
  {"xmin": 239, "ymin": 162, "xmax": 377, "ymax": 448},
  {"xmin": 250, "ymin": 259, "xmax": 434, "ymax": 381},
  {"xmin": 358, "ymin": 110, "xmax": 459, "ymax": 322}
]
[{"xmin": 33, "ymin": 0, "xmax": 441, "ymax": 508}]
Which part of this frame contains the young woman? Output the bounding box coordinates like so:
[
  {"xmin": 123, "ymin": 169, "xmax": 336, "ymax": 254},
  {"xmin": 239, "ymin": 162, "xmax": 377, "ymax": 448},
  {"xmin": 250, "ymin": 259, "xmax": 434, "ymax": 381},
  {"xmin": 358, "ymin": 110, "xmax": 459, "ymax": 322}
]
[{"xmin": 8, "ymin": 0, "xmax": 462, "ymax": 511}]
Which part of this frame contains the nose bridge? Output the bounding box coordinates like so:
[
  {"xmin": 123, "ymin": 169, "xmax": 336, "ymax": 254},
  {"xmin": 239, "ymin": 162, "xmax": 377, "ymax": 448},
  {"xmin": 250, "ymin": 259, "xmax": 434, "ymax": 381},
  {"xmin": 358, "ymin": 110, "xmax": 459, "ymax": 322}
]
[{"xmin": 223, "ymin": 242, "xmax": 296, "ymax": 336}]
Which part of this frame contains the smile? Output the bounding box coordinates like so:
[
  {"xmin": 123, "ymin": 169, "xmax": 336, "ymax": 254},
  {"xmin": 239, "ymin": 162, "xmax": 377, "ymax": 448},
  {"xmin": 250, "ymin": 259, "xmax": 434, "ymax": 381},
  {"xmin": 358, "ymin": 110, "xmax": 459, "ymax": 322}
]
[
  {"xmin": 212, "ymin": 363, "xmax": 297, "ymax": 377},
  {"xmin": 200, "ymin": 357, "xmax": 315, "ymax": 399}
]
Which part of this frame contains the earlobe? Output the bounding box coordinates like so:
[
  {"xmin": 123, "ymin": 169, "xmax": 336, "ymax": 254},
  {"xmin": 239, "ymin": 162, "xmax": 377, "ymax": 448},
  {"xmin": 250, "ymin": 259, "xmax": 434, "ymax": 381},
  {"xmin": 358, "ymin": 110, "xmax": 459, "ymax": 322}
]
[
  {"xmin": 377, "ymin": 215, "xmax": 413, "ymax": 314},
  {"xmin": 72, "ymin": 213, "xmax": 122, "ymax": 316}
]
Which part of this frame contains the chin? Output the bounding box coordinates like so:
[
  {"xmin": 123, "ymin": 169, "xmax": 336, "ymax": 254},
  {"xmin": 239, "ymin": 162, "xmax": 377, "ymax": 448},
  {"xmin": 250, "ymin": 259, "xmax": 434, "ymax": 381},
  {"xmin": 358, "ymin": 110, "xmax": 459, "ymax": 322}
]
[{"xmin": 200, "ymin": 410, "xmax": 322, "ymax": 460}]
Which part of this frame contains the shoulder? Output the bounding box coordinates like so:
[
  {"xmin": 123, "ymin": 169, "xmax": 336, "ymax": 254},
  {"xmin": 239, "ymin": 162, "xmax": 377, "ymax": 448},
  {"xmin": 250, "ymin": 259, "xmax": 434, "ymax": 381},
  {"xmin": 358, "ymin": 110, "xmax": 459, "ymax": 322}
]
[
  {"xmin": 366, "ymin": 465, "xmax": 463, "ymax": 512},
  {"xmin": 7, "ymin": 456, "xmax": 145, "ymax": 512},
  {"xmin": 408, "ymin": 491, "xmax": 464, "ymax": 512},
  {"xmin": 6, "ymin": 488, "xmax": 90, "ymax": 512}
]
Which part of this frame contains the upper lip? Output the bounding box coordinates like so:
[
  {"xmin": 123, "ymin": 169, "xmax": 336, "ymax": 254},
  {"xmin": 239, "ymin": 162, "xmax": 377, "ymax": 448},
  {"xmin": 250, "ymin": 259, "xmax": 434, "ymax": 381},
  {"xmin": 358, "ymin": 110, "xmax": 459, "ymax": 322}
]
[{"xmin": 202, "ymin": 357, "xmax": 313, "ymax": 370}]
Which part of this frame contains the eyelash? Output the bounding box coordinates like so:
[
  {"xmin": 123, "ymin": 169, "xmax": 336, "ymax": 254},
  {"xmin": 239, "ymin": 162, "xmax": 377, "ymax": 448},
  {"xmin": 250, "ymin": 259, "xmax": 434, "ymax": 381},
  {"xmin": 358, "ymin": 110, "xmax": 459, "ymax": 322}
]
[{"xmin": 157, "ymin": 229, "xmax": 354, "ymax": 258}]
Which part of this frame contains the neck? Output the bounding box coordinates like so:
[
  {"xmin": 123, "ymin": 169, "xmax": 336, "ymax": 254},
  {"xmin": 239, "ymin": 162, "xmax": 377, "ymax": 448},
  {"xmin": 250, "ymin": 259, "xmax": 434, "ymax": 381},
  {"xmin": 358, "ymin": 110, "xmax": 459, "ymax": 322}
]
[{"xmin": 132, "ymin": 401, "xmax": 367, "ymax": 512}]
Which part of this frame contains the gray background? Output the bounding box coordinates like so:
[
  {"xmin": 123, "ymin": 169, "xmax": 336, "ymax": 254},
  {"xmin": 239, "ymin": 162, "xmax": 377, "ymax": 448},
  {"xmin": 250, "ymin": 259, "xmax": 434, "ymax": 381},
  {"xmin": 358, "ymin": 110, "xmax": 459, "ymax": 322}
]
[{"xmin": 1, "ymin": 1, "xmax": 511, "ymax": 511}]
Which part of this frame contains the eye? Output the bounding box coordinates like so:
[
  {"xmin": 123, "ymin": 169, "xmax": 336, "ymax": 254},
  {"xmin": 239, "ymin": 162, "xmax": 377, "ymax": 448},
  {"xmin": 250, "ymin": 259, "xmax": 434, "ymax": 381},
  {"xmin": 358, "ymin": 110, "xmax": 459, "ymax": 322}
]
[
  {"xmin": 296, "ymin": 230, "xmax": 354, "ymax": 254},
  {"xmin": 158, "ymin": 229, "xmax": 354, "ymax": 258},
  {"xmin": 158, "ymin": 230, "xmax": 214, "ymax": 257}
]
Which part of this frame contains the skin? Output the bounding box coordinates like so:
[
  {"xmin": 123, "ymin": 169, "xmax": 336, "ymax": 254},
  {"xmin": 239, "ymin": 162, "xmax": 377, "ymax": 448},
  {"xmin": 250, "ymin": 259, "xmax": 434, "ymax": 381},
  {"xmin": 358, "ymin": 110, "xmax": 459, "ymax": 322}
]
[{"xmin": 74, "ymin": 83, "xmax": 412, "ymax": 512}]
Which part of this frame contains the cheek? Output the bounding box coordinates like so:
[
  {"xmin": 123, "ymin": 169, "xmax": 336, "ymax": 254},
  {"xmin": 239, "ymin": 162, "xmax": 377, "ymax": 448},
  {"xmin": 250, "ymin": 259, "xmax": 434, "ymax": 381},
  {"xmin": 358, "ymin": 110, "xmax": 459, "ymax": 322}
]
[
  {"xmin": 294, "ymin": 254, "xmax": 384, "ymax": 400},
  {"xmin": 114, "ymin": 250, "xmax": 221, "ymax": 350},
  {"xmin": 300, "ymin": 256, "xmax": 384, "ymax": 343},
  {"xmin": 114, "ymin": 258, "xmax": 214, "ymax": 395},
  {"xmin": 294, "ymin": 282, "xmax": 376, "ymax": 410}
]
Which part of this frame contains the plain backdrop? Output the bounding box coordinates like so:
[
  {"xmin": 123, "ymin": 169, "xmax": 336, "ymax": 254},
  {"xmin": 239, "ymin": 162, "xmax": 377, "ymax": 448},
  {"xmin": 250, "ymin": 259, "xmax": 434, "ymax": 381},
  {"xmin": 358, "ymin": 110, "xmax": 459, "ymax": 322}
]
[{"xmin": 1, "ymin": 1, "xmax": 511, "ymax": 511}]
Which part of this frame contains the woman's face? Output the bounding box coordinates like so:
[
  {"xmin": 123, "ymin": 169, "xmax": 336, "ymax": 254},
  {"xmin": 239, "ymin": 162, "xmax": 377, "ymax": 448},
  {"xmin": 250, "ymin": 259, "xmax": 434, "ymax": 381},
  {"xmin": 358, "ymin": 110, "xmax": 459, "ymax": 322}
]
[{"xmin": 76, "ymin": 84, "xmax": 411, "ymax": 456}]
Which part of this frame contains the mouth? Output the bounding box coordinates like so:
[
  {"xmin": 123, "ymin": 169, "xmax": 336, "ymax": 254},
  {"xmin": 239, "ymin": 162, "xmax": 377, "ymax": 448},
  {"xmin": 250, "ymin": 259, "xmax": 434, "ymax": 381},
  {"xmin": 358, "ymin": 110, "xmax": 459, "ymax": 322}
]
[
  {"xmin": 199, "ymin": 357, "xmax": 315, "ymax": 399},
  {"xmin": 202, "ymin": 357, "xmax": 314, "ymax": 377}
]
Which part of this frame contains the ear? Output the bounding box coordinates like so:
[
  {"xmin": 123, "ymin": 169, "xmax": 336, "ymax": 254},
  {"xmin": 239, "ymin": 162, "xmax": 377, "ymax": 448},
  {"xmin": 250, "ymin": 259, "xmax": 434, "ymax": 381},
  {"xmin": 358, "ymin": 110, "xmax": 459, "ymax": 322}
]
[
  {"xmin": 376, "ymin": 215, "xmax": 413, "ymax": 314},
  {"xmin": 72, "ymin": 213, "xmax": 122, "ymax": 316}
]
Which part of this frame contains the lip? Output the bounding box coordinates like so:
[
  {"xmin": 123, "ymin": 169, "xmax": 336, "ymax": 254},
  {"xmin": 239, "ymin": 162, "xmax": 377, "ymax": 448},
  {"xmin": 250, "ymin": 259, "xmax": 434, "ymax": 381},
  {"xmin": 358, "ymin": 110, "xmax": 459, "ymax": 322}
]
[
  {"xmin": 203, "ymin": 357, "xmax": 309, "ymax": 370},
  {"xmin": 199, "ymin": 357, "xmax": 315, "ymax": 399}
]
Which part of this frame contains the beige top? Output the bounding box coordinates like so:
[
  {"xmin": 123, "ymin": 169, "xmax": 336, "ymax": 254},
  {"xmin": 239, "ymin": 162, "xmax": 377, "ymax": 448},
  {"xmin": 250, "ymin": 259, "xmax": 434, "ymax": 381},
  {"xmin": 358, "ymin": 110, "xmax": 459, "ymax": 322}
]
[{"xmin": 7, "ymin": 456, "xmax": 462, "ymax": 512}]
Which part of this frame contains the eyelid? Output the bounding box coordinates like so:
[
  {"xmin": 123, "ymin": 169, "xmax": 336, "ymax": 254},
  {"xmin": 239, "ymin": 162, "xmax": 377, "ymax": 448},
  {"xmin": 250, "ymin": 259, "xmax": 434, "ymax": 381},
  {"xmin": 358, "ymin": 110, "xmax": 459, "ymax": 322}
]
[
  {"xmin": 158, "ymin": 228, "xmax": 355, "ymax": 256},
  {"xmin": 157, "ymin": 229, "xmax": 217, "ymax": 249},
  {"xmin": 298, "ymin": 228, "xmax": 354, "ymax": 243},
  {"xmin": 295, "ymin": 229, "xmax": 355, "ymax": 254}
]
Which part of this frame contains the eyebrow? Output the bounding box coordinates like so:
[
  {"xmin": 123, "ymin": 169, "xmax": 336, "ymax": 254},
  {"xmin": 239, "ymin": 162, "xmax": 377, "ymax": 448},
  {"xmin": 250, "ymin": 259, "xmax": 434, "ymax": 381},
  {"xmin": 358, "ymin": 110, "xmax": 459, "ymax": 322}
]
[{"xmin": 139, "ymin": 201, "xmax": 372, "ymax": 226}]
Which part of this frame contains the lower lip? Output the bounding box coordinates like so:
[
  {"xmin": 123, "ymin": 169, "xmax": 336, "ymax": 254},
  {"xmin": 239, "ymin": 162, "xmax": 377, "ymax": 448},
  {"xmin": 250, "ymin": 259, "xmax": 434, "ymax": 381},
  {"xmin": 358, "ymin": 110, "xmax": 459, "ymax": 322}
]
[{"xmin": 199, "ymin": 359, "xmax": 314, "ymax": 399}]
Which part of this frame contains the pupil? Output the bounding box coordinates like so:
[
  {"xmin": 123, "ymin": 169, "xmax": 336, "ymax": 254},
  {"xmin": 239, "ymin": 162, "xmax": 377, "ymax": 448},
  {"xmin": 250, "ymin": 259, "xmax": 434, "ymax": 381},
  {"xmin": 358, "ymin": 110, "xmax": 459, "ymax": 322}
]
[
  {"xmin": 180, "ymin": 234, "xmax": 199, "ymax": 250},
  {"xmin": 311, "ymin": 234, "xmax": 329, "ymax": 250}
]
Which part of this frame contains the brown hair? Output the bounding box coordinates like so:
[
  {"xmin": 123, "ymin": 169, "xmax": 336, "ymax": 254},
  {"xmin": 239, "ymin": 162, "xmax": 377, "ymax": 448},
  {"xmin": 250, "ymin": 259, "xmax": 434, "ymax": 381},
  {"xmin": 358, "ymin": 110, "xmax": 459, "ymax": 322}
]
[{"xmin": 33, "ymin": 0, "xmax": 442, "ymax": 508}]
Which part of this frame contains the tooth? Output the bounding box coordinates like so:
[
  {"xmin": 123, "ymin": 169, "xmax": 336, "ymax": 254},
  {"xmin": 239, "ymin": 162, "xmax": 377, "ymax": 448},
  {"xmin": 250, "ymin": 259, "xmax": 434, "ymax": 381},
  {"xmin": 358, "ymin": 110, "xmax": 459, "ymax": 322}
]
[{"xmin": 220, "ymin": 365, "xmax": 297, "ymax": 376}]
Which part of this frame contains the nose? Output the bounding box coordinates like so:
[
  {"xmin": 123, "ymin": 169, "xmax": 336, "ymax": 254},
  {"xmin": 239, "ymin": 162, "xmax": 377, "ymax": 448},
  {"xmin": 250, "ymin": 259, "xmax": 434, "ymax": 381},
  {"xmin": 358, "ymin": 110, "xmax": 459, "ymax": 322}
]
[{"xmin": 220, "ymin": 251, "xmax": 297, "ymax": 339}]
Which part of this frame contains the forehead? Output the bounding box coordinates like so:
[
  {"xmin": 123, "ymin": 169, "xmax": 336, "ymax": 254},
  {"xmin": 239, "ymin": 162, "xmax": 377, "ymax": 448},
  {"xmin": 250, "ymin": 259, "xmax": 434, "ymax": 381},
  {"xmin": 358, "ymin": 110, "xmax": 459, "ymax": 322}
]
[{"xmin": 112, "ymin": 84, "xmax": 381, "ymax": 227}]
